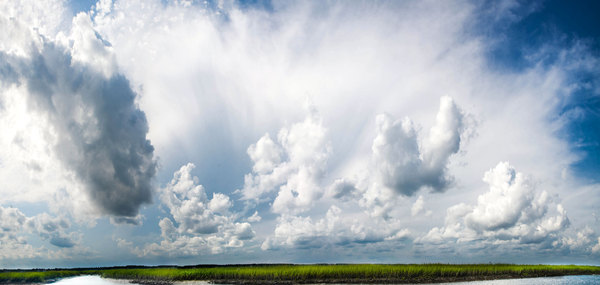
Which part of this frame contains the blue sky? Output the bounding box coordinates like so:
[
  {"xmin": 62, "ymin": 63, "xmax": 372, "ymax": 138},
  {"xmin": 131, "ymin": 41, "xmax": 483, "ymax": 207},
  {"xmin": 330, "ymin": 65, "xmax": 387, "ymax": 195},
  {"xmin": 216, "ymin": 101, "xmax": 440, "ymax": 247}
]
[
  {"xmin": 486, "ymin": 0, "xmax": 600, "ymax": 183},
  {"xmin": 0, "ymin": 0, "xmax": 599, "ymax": 268}
]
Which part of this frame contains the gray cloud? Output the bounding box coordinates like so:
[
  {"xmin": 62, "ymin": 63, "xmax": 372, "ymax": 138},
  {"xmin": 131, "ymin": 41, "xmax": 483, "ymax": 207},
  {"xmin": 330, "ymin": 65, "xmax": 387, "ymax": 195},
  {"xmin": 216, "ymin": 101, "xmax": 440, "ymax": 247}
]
[
  {"xmin": 372, "ymin": 96, "xmax": 464, "ymax": 196},
  {"xmin": 27, "ymin": 213, "xmax": 76, "ymax": 248},
  {"xmin": 328, "ymin": 178, "xmax": 359, "ymax": 200},
  {"xmin": 0, "ymin": 206, "xmax": 27, "ymax": 245},
  {"xmin": 0, "ymin": 206, "xmax": 77, "ymax": 252},
  {"xmin": 0, "ymin": 53, "xmax": 19, "ymax": 88},
  {"xmin": 0, "ymin": 17, "xmax": 156, "ymax": 218},
  {"xmin": 110, "ymin": 215, "xmax": 144, "ymax": 226},
  {"xmin": 49, "ymin": 236, "xmax": 76, "ymax": 248}
]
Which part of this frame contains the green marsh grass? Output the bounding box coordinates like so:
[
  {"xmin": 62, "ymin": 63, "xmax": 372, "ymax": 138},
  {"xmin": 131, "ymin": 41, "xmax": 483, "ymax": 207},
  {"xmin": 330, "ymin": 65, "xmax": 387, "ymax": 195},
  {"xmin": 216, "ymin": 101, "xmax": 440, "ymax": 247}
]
[
  {"xmin": 2, "ymin": 264, "xmax": 600, "ymax": 283},
  {"xmin": 95, "ymin": 264, "xmax": 600, "ymax": 283},
  {"xmin": 0, "ymin": 270, "xmax": 88, "ymax": 283}
]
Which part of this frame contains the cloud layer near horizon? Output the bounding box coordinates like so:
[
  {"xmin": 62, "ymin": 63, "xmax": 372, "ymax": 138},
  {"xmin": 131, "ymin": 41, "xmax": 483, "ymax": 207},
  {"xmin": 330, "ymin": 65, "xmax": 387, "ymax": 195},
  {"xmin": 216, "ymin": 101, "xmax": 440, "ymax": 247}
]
[{"xmin": 1, "ymin": 0, "xmax": 599, "ymax": 267}]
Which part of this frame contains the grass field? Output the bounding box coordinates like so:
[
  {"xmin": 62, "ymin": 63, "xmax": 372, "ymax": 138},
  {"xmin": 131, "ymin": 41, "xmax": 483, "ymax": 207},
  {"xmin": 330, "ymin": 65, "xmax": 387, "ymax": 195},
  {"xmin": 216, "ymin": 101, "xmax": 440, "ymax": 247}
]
[
  {"xmin": 0, "ymin": 270, "xmax": 90, "ymax": 283},
  {"xmin": 1, "ymin": 264, "xmax": 600, "ymax": 284}
]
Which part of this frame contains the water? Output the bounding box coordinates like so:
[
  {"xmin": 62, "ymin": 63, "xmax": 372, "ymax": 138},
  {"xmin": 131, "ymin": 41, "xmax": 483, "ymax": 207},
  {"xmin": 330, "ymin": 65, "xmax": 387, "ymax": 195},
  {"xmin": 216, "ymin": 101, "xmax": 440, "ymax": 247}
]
[
  {"xmin": 48, "ymin": 275, "xmax": 211, "ymax": 285},
  {"xmin": 429, "ymin": 275, "xmax": 600, "ymax": 284},
  {"xmin": 47, "ymin": 275, "xmax": 600, "ymax": 285},
  {"xmin": 50, "ymin": 276, "xmax": 131, "ymax": 285}
]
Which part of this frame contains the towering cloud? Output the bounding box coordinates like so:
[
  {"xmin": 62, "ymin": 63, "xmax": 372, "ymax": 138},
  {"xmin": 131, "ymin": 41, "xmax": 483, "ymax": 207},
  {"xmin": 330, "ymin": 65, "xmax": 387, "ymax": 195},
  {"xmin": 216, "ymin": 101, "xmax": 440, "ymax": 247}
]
[
  {"xmin": 464, "ymin": 162, "xmax": 560, "ymax": 233},
  {"xmin": 241, "ymin": 109, "xmax": 331, "ymax": 214},
  {"xmin": 130, "ymin": 163, "xmax": 254, "ymax": 257},
  {"xmin": 372, "ymin": 96, "xmax": 464, "ymax": 196},
  {"xmin": 420, "ymin": 162, "xmax": 570, "ymax": 247},
  {"xmin": 0, "ymin": 14, "xmax": 156, "ymax": 218}
]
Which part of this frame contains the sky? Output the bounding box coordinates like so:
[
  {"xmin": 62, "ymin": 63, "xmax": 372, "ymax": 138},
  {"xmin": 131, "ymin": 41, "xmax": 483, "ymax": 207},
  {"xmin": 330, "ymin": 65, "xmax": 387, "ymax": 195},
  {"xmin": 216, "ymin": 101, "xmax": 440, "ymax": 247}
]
[{"xmin": 0, "ymin": 0, "xmax": 599, "ymax": 268}]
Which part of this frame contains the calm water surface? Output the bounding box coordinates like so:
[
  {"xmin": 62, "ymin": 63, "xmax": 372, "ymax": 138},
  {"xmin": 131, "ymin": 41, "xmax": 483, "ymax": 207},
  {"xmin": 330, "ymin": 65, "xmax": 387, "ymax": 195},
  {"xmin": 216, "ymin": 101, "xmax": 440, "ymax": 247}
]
[
  {"xmin": 47, "ymin": 275, "xmax": 600, "ymax": 285},
  {"xmin": 50, "ymin": 276, "xmax": 130, "ymax": 284},
  {"xmin": 49, "ymin": 275, "xmax": 211, "ymax": 284},
  {"xmin": 432, "ymin": 275, "xmax": 600, "ymax": 284}
]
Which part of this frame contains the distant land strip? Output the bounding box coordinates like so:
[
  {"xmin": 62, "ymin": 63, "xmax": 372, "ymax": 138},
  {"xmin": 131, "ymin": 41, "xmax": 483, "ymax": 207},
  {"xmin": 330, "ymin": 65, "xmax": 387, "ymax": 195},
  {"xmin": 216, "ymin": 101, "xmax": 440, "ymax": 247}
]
[{"xmin": 1, "ymin": 264, "xmax": 600, "ymax": 284}]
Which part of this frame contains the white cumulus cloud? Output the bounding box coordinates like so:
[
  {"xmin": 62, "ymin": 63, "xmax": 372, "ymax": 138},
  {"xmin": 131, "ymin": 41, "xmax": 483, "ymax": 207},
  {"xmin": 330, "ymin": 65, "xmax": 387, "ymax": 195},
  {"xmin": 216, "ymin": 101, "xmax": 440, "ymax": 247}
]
[
  {"xmin": 0, "ymin": 205, "xmax": 86, "ymax": 264},
  {"xmin": 131, "ymin": 163, "xmax": 255, "ymax": 257},
  {"xmin": 373, "ymin": 96, "xmax": 465, "ymax": 196},
  {"xmin": 420, "ymin": 162, "xmax": 571, "ymax": 248},
  {"xmin": 262, "ymin": 205, "xmax": 409, "ymax": 251},
  {"xmin": 241, "ymin": 108, "xmax": 331, "ymax": 214},
  {"xmin": 411, "ymin": 196, "xmax": 432, "ymax": 217}
]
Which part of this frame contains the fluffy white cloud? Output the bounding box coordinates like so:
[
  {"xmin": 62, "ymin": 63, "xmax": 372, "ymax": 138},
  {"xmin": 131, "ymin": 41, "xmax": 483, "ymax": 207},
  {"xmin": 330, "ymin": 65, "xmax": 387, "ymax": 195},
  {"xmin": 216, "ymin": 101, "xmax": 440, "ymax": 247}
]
[
  {"xmin": 260, "ymin": 97, "xmax": 464, "ymax": 249},
  {"xmin": 0, "ymin": 0, "xmax": 70, "ymax": 43},
  {"xmin": 411, "ymin": 196, "xmax": 432, "ymax": 217},
  {"xmin": 593, "ymin": 238, "xmax": 600, "ymax": 254},
  {"xmin": 2, "ymin": 0, "xmax": 599, "ymax": 265},
  {"xmin": 357, "ymin": 182, "xmax": 401, "ymax": 220},
  {"xmin": 131, "ymin": 163, "xmax": 255, "ymax": 257},
  {"xmin": 262, "ymin": 205, "xmax": 409, "ymax": 251},
  {"xmin": 538, "ymin": 225, "xmax": 600, "ymax": 257},
  {"xmin": 327, "ymin": 96, "xmax": 464, "ymax": 220},
  {"xmin": 242, "ymin": 109, "xmax": 331, "ymax": 214},
  {"xmin": 0, "ymin": 206, "xmax": 31, "ymax": 259},
  {"xmin": 247, "ymin": 211, "xmax": 262, "ymax": 223},
  {"xmin": 373, "ymin": 96, "xmax": 465, "ymax": 196},
  {"xmin": 464, "ymin": 162, "xmax": 563, "ymax": 233},
  {"xmin": 247, "ymin": 134, "xmax": 284, "ymax": 175},
  {"xmin": 67, "ymin": 13, "xmax": 117, "ymax": 77},
  {"xmin": 0, "ymin": 205, "xmax": 84, "ymax": 263},
  {"xmin": 420, "ymin": 162, "xmax": 571, "ymax": 248},
  {"xmin": 27, "ymin": 213, "xmax": 77, "ymax": 248}
]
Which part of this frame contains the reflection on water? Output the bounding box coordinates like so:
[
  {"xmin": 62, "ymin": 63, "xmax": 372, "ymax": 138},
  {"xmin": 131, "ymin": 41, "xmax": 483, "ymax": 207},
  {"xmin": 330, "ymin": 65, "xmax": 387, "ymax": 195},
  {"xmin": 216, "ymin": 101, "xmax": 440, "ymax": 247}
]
[
  {"xmin": 425, "ymin": 275, "xmax": 600, "ymax": 285},
  {"xmin": 50, "ymin": 275, "xmax": 132, "ymax": 284},
  {"xmin": 47, "ymin": 275, "xmax": 600, "ymax": 285},
  {"xmin": 48, "ymin": 275, "xmax": 212, "ymax": 285}
]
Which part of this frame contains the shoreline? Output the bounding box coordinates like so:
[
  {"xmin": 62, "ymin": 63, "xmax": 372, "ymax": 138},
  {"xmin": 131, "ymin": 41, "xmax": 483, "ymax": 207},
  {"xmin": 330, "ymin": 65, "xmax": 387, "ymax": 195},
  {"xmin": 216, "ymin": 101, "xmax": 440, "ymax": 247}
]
[
  {"xmin": 180, "ymin": 274, "xmax": 600, "ymax": 284},
  {"xmin": 2, "ymin": 264, "xmax": 599, "ymax": 284},
  {"xmin": 129, "ymin": 273, "xmax": 600, "ymax": 285},
  {"xmin": 2, "ymin": 274, "xmax": 600, "ymax": 285}
]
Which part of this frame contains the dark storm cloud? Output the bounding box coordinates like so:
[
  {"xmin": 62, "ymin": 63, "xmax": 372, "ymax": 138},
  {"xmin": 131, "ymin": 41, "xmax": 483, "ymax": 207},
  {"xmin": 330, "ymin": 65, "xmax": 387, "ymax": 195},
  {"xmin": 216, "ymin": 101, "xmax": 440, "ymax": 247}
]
[{"xmin": 0, "ymin": 41, "xmax": 156, "ymax": 219}]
